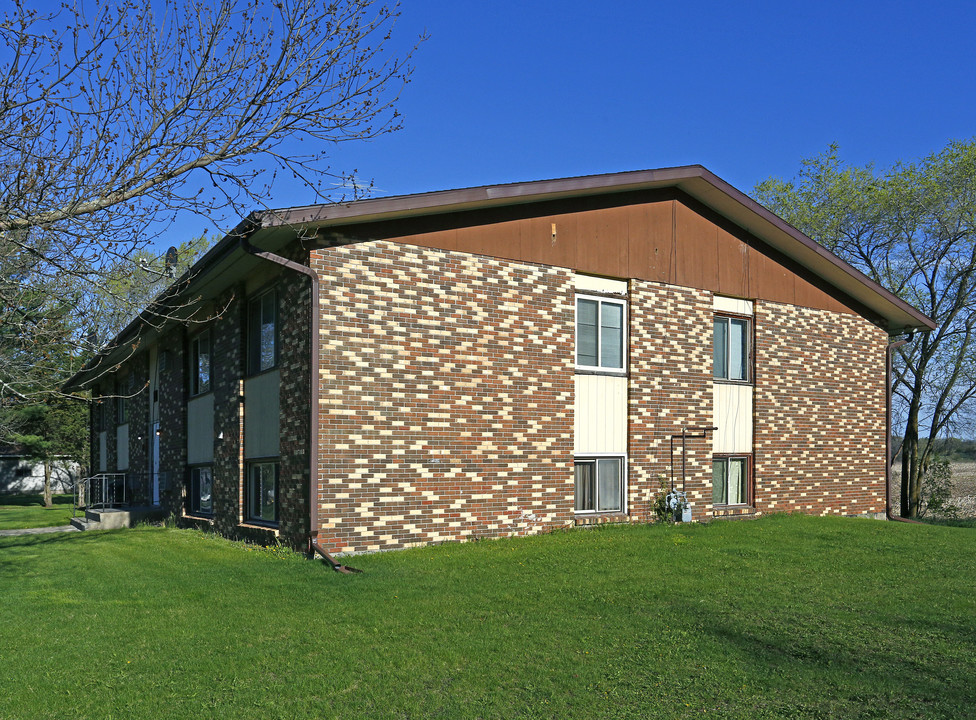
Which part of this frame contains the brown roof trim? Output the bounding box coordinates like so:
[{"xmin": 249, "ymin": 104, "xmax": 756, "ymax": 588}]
[
  {"xmin": 264, "ymin": 166, "xmax": 935, "ymax": 333},
  {"xmin": 63, "ymin": 165, "xmax": 936, "ymax": 392}
]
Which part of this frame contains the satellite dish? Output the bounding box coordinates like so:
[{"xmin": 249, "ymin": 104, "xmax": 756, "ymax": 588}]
[{"xmin": 164, "ymin": 246, "xmax": 178, "ymax": 278}]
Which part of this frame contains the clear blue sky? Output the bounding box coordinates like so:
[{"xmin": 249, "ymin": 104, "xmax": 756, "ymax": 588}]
[
  {"xmin": 93, "ymin": 0, "xmax": 968, "ymax": 241},
  {"xmin": 311, "ymin": 0, "xmax": 976, "ymax": 203}
]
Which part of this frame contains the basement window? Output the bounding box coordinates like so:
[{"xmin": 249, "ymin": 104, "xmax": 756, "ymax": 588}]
[
  {"xmin": 188, "ymin": 466, "xmax": 213, "ymax": 516},
  {"xmin": 246, "ymin": 461, "xmax": 279, "ymax": 525},
  {"xmin": 574, "ymin": 456, "xmax": 625, "ymax": 513},
  {"xmin": 712, "ymin": 455, "xmax": 751, "ymax": 506}
]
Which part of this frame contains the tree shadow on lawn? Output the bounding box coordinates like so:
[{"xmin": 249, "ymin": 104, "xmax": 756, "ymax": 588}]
[
  {"xmin": 0, "ymin": 493, "xmax": 73, "ymax": 507},
  {"xmin": 0, "ymin": 530, "xmax": 122, "ymax": 580},
  {"xmin": 699, "ymin": 611, "xmax": 976, "ymax": 713}
]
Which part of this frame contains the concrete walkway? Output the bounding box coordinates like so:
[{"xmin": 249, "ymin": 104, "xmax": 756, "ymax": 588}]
[{"xmin": 0, "ymin": 525, "xmax": 80, "ymax": 537}]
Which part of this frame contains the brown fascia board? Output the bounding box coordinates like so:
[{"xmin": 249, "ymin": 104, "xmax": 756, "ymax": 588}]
[
  {"xmin": 265, "ymin": 166, "xmax": 936, "ymax": 334},
  {"xmin": 64, "ymin": 166, "xmax": 935, "ymax": 392}
]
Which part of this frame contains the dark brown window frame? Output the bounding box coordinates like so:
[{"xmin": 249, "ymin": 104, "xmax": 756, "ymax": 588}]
[
  {"xmin": 247, "ymin": 287, "xmax": 279, "ymax": 376},
  {"xmin": 711, "ymin": 453, "xmax": 753, "ymax": 507},
  {"xmin": 245, "ymin": 459, "xmax": 279, "ymax": 526},
  {"xmin": 186, "ymin": 464, "xmax": 214, "ymax": 517},
  {"xmin": 713, "ymin": 312, "xmax": 753, "ymax": 385},
  {"xmin": 189, "ymin": 330, "xmax": 213, "ymax": 397}
]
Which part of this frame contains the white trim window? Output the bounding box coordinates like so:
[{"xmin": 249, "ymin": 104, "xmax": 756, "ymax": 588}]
[
  {"xmin": 713, "ymin": 315, "xmax": 751, "ymax": 382},
  {"xmin": 576, "ymin": 295, "xmax": 626, "ymax": 372},
  {"xmin": 574, "ymin": 456, "xmax": 625, "ymax": 513}
]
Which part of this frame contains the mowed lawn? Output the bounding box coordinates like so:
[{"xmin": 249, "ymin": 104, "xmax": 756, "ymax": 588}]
[
  {"xmin": 0, "ymin": 494, "xmax": 75, "ymax": 530},
  {"xmin": 1, "ymin": 516, "xmax": 974, "ymax": 719}
]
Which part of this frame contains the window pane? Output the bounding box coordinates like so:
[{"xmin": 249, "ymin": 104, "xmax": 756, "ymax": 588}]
[
  {"xmin": 260, "ymin": 465, "xmax": 276, "ymax": 520},
  {"xmin": 577, "ymin": 299, "xmax": 598, "ymax": 366},
  {"xmin": 712, "ymin": 460, "xmax": 727, "ymax": 504},
  {"xmin": 728, "ymin": 458, "xmax": 746, "ymax": 504},
  {"xmin": 199, "ymin": 468, "xmax": 213, "ymax": 513},
  {"xmin": 729, "ymin": 319, "xmax": 748, "ymax": 381},
  {"xmin": 197, "ymin": 335, "xmax": 211, "ymax": 393},
  {"xmin": 575, "ymin": 461, "xmax": 595, "ymax": 511},
  {"xmin": 597, "ymin": 458, "xmax": 622, "ymax": 512},
  {"xmin": 600, "ymin": 303, "xmax": 624, "ymax": 369},
  {"xmin": 260, "ymin": 294, "xmax": 276, "ymax": 371},
  {"xmin": 713, "ymin": 318, "xmax": 728, "ymax": 379}
]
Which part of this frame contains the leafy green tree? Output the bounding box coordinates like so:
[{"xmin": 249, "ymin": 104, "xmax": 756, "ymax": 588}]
[
  {"xmin": 7, "ymin": 399, "xmax": 87, "ymax": 507},
  {"xmin": 756, "ymin": 141, "xmax": 976, "ymax": 517}
]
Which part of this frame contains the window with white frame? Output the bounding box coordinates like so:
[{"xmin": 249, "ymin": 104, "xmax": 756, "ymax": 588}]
[
  {"xmin": 574, "ymin": 456, "xmax": 625, "ymax": 513},
  {"xmin": 712, "ymin": 455, "xmax": 750, "ymax": 506},
  {"xmin": 247, "ymin": 289, "xmax": 277, "ymax": 374},
  {"xmin": 188, "ymin": 466, "xmax": 213, "ymax": 516},
  {"xmin": 190, "ymin": 332, "xmax": 212, "ymax": 396},
  {"xmin": 247, "ymin": 461, "xmax": 278, "ymax": 524},
  {"xmin": 576, "ymin": 296, "xmax": 626, "ymax": 371},
  {"xmin": 713, "ymin": 315, "xmax": 750, "ymax": 382}
]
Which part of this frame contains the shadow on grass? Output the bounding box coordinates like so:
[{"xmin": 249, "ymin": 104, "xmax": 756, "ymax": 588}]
[
  {"xmin": 699, "ymin": 611, "xmax": 976, "ymax": 713},
  {"xmin": 919, "ymin": 517, "xmax": 976, "ymax": 529},
  {"xmin": 0, "ymin": 493, "xmax": 73, "ymax": 507}
]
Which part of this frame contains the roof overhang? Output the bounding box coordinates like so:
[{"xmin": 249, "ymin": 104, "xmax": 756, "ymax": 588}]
[{"xmin": 63, "ymin": 166, "xmax": 935, "ymax": 392}]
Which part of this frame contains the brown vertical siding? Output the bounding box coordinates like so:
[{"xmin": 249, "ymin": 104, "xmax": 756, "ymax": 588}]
[{"xmin": 336, "ymin": 190, "xmax": 863, "ymax": 318}]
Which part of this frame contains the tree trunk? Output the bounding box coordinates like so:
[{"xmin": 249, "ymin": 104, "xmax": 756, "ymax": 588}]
[
  {"xmin": 43, "ymin": 459, "xmax": 52, "ymax": 509},
  {"xmin": 901, "ymin": 398, "xmax": 921, "ymax": 518}
]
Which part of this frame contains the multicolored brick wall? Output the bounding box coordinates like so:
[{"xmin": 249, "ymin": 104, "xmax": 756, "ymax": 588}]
[
  {"xmin": 311, "ymin": 241, "xmax": 576, "ymax": 554},
  {"xmin": 207, "ymin": 287, "xmax": 247, "ymax": 538},
  {"xmin": 628, "ymin": 282, "xmax": 714, "ymax": 520},
  {"xmin": 276, "ymin": 254, "xmax": 312, "ymax": 548},
  {"xmin": 753, "ymin": 301, "xmax": 887, "ymax": 516},
  {"xmin": 157, "ymin": 327, "xmax": 187, "ymax": 517}
]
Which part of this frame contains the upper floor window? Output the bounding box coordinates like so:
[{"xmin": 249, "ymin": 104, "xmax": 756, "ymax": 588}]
[
  {"xmin": 190, "ymin": 331, "xmax": 212, "ymax": 395},
  {"xmin": 576, "ymin": 295, "xmax": 625, "ymax": 371},
  {"xmin": 714, "ymin": 315, "xmax": 750, "ymax": 382},
  {"xmin": 248, "ymin": 289, "xmax": 277, "ymax": 374},
  {"xmin": 115, "ymin": 377, "xmax": 129, "ymax": 425}
]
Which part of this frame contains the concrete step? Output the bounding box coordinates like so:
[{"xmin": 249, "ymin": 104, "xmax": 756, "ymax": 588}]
[{"xmin": 71, "ymin": 506, "xmax": 167, "ymax": 531}]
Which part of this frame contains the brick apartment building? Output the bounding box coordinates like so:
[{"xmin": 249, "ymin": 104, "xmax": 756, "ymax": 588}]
[{"xmin": 63, "ymin": 167, "xmax": 935, "ymax": 554}]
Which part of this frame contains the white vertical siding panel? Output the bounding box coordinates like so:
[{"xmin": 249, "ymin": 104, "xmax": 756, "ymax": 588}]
[
  {"xmin": 712, "ymin": 383, "xmax": 753, "ymax": 453},
  {"xmin": 575, "ymin": 374, "xmax": 627, "ymax": 454}
]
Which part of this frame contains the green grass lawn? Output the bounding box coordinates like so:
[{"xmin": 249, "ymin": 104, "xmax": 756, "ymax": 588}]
[
  {"xmin": 1, "ymin": 516, "xmax": 974, "ymax": 719},
  {"xmin": 0, "ymin": 493, "xmax": 75, "ymax": 530}
]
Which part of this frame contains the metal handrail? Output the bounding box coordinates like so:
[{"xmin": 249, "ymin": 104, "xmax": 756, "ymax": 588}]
[{"xmin": 73, "ymin": 472, "xmax": 170, "ymax": 516}]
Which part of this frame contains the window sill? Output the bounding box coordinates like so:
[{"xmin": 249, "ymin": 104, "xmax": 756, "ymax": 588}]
[
  {"xmin": 575, "ymin": 368, "xmax": 628, "ymax": 377},
  {"xmin": 574, "ymin": 512, "xmax": 628, "ymax": 526},
  {"xmin": 711, "ymin": 505, "xmax": 758, "ymax": 519},
  {"xmin": 712, "ymin": 378, "xmax": 754, "ymax": 387},
  {"xmin": 238, "ymin": 521, "xmax": 279, "ymax": 533}
]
